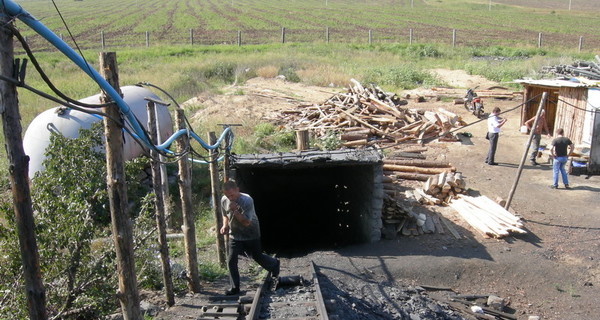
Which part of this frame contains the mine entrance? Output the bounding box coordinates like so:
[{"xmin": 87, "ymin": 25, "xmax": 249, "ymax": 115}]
[{"xmin": 231, "ymin": 150, "xmax": 383, "ymax": 253}]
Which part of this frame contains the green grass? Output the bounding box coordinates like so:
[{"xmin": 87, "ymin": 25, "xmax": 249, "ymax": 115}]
[{"xmin": 10, "ymin": 0, "xmax": 600, "ymax": 49}]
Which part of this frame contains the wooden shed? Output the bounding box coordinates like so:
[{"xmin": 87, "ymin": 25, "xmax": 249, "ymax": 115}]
[{"xmin": 516, "ymin": 79, "xmax": 600, "ymax": 174}]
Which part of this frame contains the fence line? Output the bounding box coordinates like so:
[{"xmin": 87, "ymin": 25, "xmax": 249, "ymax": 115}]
[{"xmin": 14, "ymin": 26, "xmax": 599, "ymax": 53}]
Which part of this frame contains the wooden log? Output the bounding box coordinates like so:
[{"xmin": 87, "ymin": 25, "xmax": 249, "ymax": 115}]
[
  {"xmin": 296, "ymin": 130, "xmax": 309, "ymax": 150},
  {"xmin": 389, "ymin": 152, "xmax": 426, "ymax": 159},
  {"xmin": 342, "ymin": 139, "xmax": 368, "ymax": 147},
  {"xmin": 394, "ymin": 172, "xmax": 432, "ymax": 181},
  {"xmin": 383, "ymin": 159, "xmax": 453, "ymax": 168},
  {"xmin": 340, "ymin": 133, "xmax": 369, "ymax": 141},
  {"xmin": 383, "ymin": 164, "xmax": 453, "ymax": 175}
]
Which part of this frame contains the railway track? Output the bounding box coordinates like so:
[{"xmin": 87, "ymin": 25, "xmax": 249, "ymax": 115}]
[{"xmin": 196, "ymin": 259, "xmax": 329, "ymax": 320}]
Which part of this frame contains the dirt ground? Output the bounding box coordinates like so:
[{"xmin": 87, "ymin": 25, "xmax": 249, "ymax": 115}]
[{"xmin": 162, "ymin": 71, "xmax": 600, "ymax": 320}]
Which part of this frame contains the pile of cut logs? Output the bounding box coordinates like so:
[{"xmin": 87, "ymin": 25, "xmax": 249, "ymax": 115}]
[
  {"xmin": 412, "ymin": 171, "xmax": 466, "ymax": 205},
  {"xmin": 269, "ymin": 79, "xmax": 465, "ymax": 148},
  {"xmin": 542, "ymin": 56, "xmax": 600, "ymax": 80},
  {"xmin": 382, "ymin": 151, "xmax": 457, "ymax": 186},
  {"xmin": 381, "ymin": 194, "xmax": 440, "ymax": 238},
  {"xmin": 449, "ymin": 195, "xmax": 526, "ymax": 239}
]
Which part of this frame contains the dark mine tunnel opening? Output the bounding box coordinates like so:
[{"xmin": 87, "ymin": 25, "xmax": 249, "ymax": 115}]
[{"xmin": 231, "ymin": 150, "xmax": 383, "ymax": 253}]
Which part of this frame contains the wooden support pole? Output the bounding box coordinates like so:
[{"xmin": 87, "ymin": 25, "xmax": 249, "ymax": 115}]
[
  {"xmin": 0, "ymin": 18, "xmax": 48, "ymax": 320},
  {"xmin": 505, "ymin": 92, "xmax": 547, "ymax": 210},
  {"xmin": 208, "ymin": 132, "xmax": 227, "ymax": 267},
  {"xmin": 296, "ymin": 130, "xmax": 309, "ymax": 151},
  {"xmin": 452, "ymin": 29, "xmax": 456, "ymax": 47},
  {"xmin": 326, "ymin": 26, "xmax": 330, "ymax": 44},
  {"xmin": 538, "ymin": 32, "xmax": 542, "ymax": 48},
  {"xmin": 145, "ymin": 31, "xmax": 150, "ymax": 47},
  {"xmin": 147, "ymin": 102, "xmax": 175, "ymax": 307},
  {"xmin": 190, "ymin": 29, "xmax": 194, "ymax": 45},
  {"xmin": 174, "ymin": 110, "xmax": 201, "ymax": 293},
  {"xmin": 101, "ymin": 30, "xmax": 105, "ymax": 50},
  {"xmin": 281, "ymin": 27, "xmax": 286, "ymax": 44},
  {"xmin": 99, "ymin": 52, "xmax": 142, "ymax": 320},
  {"xmin": 578, "ymin": 36, "xmax": 583, "ymax": 52},
  {"xmin": 237, "ymin": 30, "xmax": 241, "ymax": 46}
]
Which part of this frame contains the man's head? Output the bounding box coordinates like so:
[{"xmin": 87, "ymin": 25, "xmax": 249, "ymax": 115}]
[
  {"xmin": 556, "ymin": 128, "xmax": 564, "ymax": 136},
  {"xmin": 492, "ymin": 107, "xmax": 501, "ymax": 115},
  {"xmin": 223, "ymin": 180, "xmax": 241, "ymax": 201}
]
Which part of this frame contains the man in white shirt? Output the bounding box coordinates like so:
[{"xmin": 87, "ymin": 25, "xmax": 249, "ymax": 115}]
[{"xmin": 485, "ymin": 107, "xmax": 507, "ymax": 165}]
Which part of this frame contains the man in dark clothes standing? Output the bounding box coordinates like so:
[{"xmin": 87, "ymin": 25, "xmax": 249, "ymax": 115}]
[
  {"xmin": 220, "ymin": 180, "xmax": 280, "ymax": 295},
  {"xmin": 550, "ymin": 128, "xmax": 574, "ymax": 189}
]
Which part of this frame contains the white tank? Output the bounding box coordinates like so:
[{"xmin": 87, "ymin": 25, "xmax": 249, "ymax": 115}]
[{"xmin": 23, "ymin": 85, "xmax": 173, "ymax": 177}]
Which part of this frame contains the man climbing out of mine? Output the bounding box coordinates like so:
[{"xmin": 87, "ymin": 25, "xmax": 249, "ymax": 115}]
[
  {"xmin": 485, "ymin": 106, "xmax": 507, "ymax": 166},
  {"xmin": 524, "ymin": 109, "xmax": 551, "ymax": 166},
  {"xmin": 220, "ymin": 180, "xmax": 280, "ymax": 295}
]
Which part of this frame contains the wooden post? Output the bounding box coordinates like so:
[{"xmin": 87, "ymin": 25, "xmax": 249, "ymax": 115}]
[
  {"xmin": 99, "ymin": 52, "xmax": 142, "ymax": 320},
  {"xmin": 368, "ymin": 29, "xmax": 372, "ymax": 45},
  {"xmin": 101, "ymin": 31, "xmax": 105, "ymax": 50},
  {"xmin": 0, "ymin": 17, "xmax": 48, "ymax": 320},
  {"xmin": 174, "ymin": 110, "xmax": 201, "ymax": 293},
  {"xmin": 281, "ymin": 27, "xmax": 286, "ymax": 44},
  {"xmin": 452, "ymin": 29, "xmax": 456, "ymax": 47},
  {"xmin": 147, "ymin": 102, "xmax": 175, "ymax": 307},
  {"xmin": 208, "ymin": 132, "xmax": 227, "ymax": 267},
  {"xmin": 145, "ymin": 31, "xmax": 150, "ymax": 47},
  {"xmin": 409, "ymin": 28, "xmax": 413, "ymax": 45},
  {"xmin": 190, "ymin": 29, "xmax": 194, "ymax": 45},
  {"xmin": 326, "ymin": 27, "xmax": 330, "ymax": 44},
  {"xmin": 296, "ymin": 130, "xmax": 310, "ymax": 151},
  {"xmin": 578, "ymin": 36, "xmax": 583, "ymax": 52},
  {"xmin": 505, "ymin": 92, "xmax": 548, "ymax": 210},
  {"xmin": 538, "ymin": 32, "xmax": 542, "ymax": 48},
  {"xmin": 237, "ymin": 30, "xmax": 241, "ymax": 46}
]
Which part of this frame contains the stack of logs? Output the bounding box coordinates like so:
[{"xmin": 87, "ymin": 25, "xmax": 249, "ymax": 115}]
[
  {"xmin": 413, "ymin": 171, "xmax": 466, "ymax": 205},
  {"xmin": 269, "ymin": 79, "xmax": 465, "ymax": 149},
  {"xmin": 382, "ymin": 150, "xmax": 456, "ymax": 186},
  {"xmin": 381, "ymin": 147, "xmax": 466, "ymax": 238},
  {"xmin": 381, "ymin": 194, "xmax": 441, "ymax": 238}
]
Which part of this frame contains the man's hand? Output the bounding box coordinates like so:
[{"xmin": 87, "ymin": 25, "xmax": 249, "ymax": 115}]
[{"xmin": 220, "ymin": 224, "xmax": 229, "ymax": 235}]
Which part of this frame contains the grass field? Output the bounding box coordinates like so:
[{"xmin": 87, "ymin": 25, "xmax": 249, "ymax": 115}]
[
  {"xmin": 11, "ymin": 0, "xmax": 600, "ymax": 50},
  {"xmin": 1, "ymin": 0, "xmax": 599, "ymax": 184}
]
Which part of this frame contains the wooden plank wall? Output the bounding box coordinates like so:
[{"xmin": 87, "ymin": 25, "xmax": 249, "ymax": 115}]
[
  {"xmin": 521, "ymin": 85, "xmax": 559, "ymax": 133},
  {"xmin": 554, "ymin": 87, "xmax": 588, "ymax": 145}
]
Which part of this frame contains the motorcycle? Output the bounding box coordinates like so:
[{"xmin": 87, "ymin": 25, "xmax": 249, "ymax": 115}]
[{"xmin": 464, "ymin": 88, "xmax": 484, "ymax": 118}]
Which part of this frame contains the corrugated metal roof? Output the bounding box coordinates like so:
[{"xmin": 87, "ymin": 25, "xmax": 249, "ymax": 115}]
[{"xmin": 515, "ymin": 78, "xmax": 600, "ymax": 88}]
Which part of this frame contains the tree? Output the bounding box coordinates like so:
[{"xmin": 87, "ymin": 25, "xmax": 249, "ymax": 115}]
[{"xmin": 0, "ymin": 123, "xmax": 156, "ymax": 319}]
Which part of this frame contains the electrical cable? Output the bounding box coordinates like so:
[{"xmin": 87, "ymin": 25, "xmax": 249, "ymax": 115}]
[{"xmin": 10, "ymin": 24, "xmax": 111, "ymax": 109}]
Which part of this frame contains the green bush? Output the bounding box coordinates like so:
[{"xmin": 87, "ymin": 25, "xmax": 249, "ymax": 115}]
[
  {"xmin": 0, "ymin": 124, "xmax": 159, "ymax": 319},
  {"xmin": 363, "ymin": 65, "xmax": 443, "ymax": 89}
]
